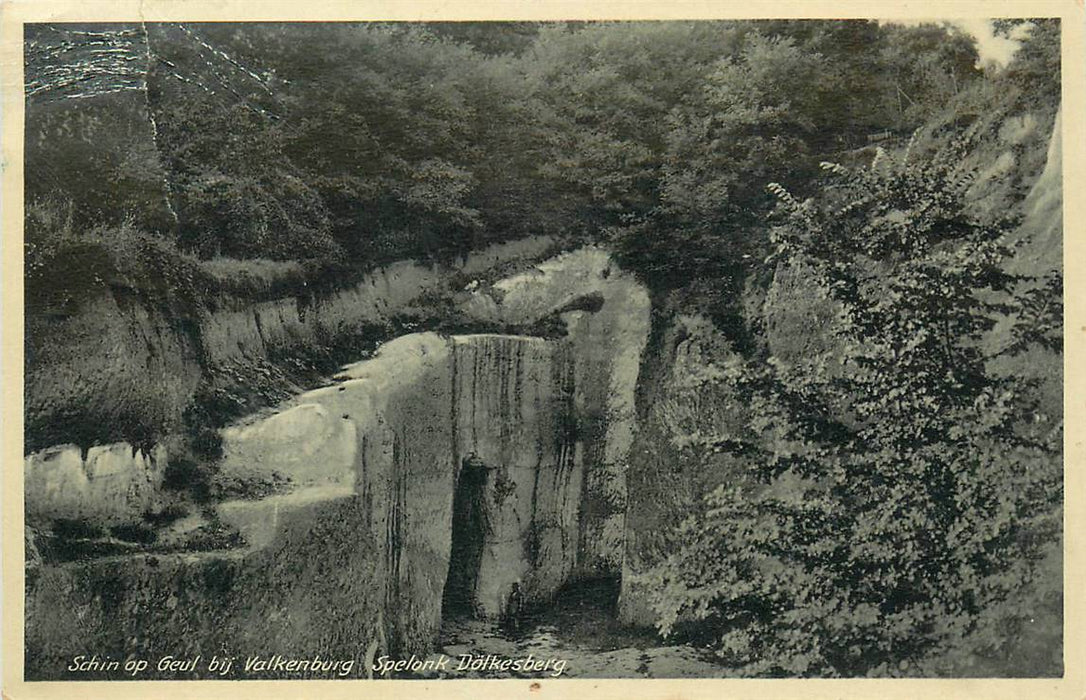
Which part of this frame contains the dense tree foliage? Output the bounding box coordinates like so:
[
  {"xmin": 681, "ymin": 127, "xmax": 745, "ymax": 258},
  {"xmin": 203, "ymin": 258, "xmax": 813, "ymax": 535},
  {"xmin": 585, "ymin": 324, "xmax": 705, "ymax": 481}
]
[
  {"xmin": 643, "ymin": 149, "xmax": 1062, "ymax": 676},
  {"xmin": 27, "ymin": 19, "xmax": 1027, "ymax": 276}
]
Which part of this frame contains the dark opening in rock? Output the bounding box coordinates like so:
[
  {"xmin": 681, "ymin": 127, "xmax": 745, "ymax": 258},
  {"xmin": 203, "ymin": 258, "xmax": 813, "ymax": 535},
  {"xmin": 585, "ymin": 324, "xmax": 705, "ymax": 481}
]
[{"xmin": 442, "ymin": 455, "xmax": 491, "ymax": 618}]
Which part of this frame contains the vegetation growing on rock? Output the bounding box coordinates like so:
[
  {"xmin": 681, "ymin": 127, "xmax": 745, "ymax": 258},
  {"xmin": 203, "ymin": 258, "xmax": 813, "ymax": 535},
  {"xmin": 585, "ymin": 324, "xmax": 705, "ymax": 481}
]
[{"xmin": 641, "ymin": 147, "xmax": 1062, "ymax": 677}]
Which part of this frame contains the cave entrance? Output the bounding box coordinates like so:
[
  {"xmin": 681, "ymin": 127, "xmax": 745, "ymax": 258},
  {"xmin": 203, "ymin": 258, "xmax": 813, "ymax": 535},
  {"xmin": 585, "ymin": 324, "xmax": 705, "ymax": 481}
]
[{"xmin": 441, "ymin": 455, "xmax": 491, "ymax": 619}]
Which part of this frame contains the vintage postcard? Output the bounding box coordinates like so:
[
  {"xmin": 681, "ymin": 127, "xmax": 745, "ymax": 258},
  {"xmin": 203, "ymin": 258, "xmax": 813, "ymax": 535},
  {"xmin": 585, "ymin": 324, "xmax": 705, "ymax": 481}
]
[{"xmin": 2, "ymin": 1, "xmax": 1083, "ymax": 699}]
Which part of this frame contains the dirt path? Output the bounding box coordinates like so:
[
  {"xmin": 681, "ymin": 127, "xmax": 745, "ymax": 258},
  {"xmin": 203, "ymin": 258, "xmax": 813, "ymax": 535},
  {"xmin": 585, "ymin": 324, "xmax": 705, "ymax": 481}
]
[{"xmin": 393, "ymin": 579, "xmax": 732, "ymax": 679}]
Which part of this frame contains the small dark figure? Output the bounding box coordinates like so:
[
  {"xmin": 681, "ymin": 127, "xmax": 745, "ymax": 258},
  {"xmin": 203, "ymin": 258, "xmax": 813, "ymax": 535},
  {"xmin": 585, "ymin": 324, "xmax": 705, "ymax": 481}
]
[{"xmin": 503, "ymin": 581, "xmax": 524, "ymax": 634}]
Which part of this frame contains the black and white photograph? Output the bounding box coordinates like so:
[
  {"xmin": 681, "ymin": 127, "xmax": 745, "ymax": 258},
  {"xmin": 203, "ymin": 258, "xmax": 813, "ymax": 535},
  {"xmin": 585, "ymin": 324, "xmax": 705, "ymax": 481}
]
[{"xmin": 2, "ymin": 4, "xmax": 1079, "ymax": 696}]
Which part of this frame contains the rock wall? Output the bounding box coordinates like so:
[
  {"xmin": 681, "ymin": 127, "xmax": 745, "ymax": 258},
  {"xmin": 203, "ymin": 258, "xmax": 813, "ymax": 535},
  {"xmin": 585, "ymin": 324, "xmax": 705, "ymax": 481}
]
[
  {"xmin": 617, "ymin": 316, "xmax": 751, "ymax": 625},
  {"xmin": 25, "ymin": 235, "xmax": 558, "ymax": 454},
  {"xmin": 25, "ymin": 291, "xmax": 205, "ymax": 452},
  {"xmin": 986, "ymin": 106, "xmax": 1063, "ymax": 423},
  {"xmin": 200, "ymin": 236, "xmax": 562, "ymax": 369},
  {"xmin": 25, "ymin": 443, "xmax": 168, "ymax": 529},
  {"xmin": 25, "ymin": 246, "xmax": 653, "ymax": 678},
  {"xmin": 463, "ymin": 247, "xmax": 652, "ymax": 574},
  {"xmin": 451, "ymin": 335, "xmax": 579, "ymax": 613},
  {"xmin": 1010, "ymin": 107, "xmax": 1062, "ymax": 277},
  {"xmin": 27, "ymin": 319, "xmax": 646, "ymax": 677},
  {"xmin": 26, "ymin": 333, "xmax": 448, "ymax": 677},
  {"xmin": 199, "ymin": 259, "xmax": 443, "ymax": 367}
]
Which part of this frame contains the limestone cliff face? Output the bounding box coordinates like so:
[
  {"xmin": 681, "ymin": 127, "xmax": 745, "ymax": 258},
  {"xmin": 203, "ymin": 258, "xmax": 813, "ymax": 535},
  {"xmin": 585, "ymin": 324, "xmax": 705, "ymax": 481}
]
[
  {"xmin": 985, "ymin": 106, "xmax": 1064, "ymax": 426},
  {"xmin": 617, "ymin": 316, "xmax": 751, "ymax": 625},
  {"xmin": 464, "ymin": 247, "xmax": 652, "ymax": 574},
  {"xmin": 25, "ymin": 443, "xmax": 168, "ymax": 528},
  {"xmin": 186, "ymin": 332, "xmax": 458, "ymax": 655},
  {"xmin": 1011, "ymin": 107, "xmax": 1062, "ymax": 278},
  {"xmin": 451, "ymin": 335, "xmax": 579, "ymax": 613},
  {"xmin": 26, "ymin": 333, "xmax": 456, "ymax": 676},
  {"xmin": 199, "ymin": 259, "xmax": 443, "ymax": 367},
  {"xmin": 25, "ymin": 290, "xmax": 205, "ymax": 452},
  {"xmin": 26, "ymin": 246, "xmax": 653, "ymax": 677},
  {"xmin": 25, "ymin": 235, "xmax": 558, "ymax": 454},
  {"xmin": 26, "ymin": 333, "xmax": 578, "ymax": 674},
  {"xmin": 194, "ymin": 235, "xmax": 562, "ymax": 370}
]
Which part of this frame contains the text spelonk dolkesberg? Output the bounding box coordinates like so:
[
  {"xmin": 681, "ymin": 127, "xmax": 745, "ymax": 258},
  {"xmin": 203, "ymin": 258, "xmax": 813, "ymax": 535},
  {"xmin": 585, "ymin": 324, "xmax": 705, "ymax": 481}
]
[{"xmin": 373, "ymin": 653, "xmax": 569, "ymax": 677}]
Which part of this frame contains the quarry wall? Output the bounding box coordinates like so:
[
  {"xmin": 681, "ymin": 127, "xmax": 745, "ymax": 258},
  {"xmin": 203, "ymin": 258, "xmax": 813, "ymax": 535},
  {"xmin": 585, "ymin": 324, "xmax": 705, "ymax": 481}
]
[{"xmin": 25, "ymin": 248, "xmax": 651, "ymax": 679}]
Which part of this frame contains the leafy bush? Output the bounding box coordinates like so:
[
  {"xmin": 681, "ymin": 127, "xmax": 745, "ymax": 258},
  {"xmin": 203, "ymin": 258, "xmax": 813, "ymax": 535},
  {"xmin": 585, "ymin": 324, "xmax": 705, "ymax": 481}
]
[
  {"xmin": 642, "ymin": 148, "xmax": 1062, "ymax": 676},
  {"xmin": 176, "ymin": 168, "xmax": 342, "ymax": 261},
  {"xmin": 25, "ymin": 213, "xmax": 211, "ymax": 318},
  {"xmin": 198, "ymin": 256, "xmax": 308, "ymax": 300}
]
